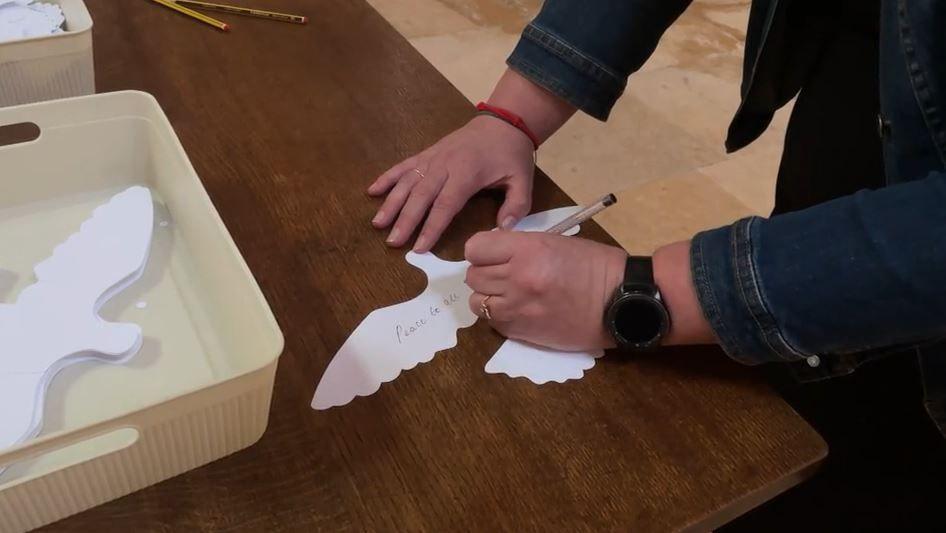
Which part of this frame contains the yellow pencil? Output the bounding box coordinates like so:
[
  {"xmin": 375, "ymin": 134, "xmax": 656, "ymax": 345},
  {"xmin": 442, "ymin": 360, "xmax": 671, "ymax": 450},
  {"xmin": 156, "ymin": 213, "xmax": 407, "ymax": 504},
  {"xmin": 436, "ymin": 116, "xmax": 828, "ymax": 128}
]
[
  {"xmin": 148, "ymin": 0, "xmax": 231, "ymax": 31},
  {"xmin": 174, "ymin": 0, "xmax": 308, "ymax": 24}
]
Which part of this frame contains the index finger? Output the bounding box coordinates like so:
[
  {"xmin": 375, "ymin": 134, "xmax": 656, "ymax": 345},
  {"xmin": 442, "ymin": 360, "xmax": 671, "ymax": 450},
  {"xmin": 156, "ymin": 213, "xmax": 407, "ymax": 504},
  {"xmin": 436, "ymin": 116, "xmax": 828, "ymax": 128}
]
[{"xmin": 464, "ymin": 230, "xmax": 519, "ymax": 266}]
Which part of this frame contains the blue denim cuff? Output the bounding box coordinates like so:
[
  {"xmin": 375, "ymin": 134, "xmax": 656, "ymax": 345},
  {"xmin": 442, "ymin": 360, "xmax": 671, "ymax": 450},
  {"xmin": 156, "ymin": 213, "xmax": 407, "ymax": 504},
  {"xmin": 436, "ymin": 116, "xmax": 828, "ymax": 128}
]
[
  {"xmin": 691, "ymin": 217, "xmax": 810, "ymax": 366},
  {"xmin": 506, "ymin": 23, "xmax": 626, "ymax": 121}
]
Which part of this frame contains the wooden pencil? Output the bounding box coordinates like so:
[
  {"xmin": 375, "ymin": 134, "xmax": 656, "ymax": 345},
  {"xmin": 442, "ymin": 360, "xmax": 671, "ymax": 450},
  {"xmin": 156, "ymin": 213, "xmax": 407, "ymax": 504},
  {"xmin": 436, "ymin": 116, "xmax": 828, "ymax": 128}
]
[
  {"xmin": 174, "ymin": 0, "xmax": 308, "ymax": 24},
  {"xmin": 148, "ymin": 0, "xmax": 230, "ymax": 31},
  {"xmin": 544, "ymin": 194, "xmax": 617, "ymax": 235}
]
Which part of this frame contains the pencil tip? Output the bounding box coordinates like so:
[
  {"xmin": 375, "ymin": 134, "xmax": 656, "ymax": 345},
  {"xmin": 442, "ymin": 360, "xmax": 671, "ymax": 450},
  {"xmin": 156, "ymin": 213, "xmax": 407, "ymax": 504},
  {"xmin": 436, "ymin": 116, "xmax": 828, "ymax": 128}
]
[{"xmin": 604, "ymin": 193, "xmax": 617, "ymax": 206}]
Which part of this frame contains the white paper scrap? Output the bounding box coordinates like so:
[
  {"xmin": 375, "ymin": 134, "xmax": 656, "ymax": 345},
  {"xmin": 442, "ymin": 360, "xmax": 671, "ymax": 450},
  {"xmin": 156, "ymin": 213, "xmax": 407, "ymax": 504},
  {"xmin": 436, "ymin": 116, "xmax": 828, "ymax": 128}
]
[{"xmin": 0, "ymin": 1, "xmax": 65, "ymax": 44}]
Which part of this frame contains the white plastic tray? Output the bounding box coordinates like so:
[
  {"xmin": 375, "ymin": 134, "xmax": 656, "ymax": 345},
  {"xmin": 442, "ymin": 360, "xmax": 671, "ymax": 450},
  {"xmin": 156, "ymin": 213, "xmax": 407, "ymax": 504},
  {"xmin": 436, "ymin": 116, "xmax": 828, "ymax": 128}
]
[
  {"xmin": 0, "ymin": 91, "xmax": 284, "ymax": 532},
  {"xmin": 0, "ymin": 0, "xmax": 95, "ymax": 108}
]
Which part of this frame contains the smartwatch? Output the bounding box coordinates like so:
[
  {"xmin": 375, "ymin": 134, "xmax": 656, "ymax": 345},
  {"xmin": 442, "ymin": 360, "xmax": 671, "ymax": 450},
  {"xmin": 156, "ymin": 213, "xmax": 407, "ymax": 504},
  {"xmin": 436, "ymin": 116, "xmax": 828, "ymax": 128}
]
[{"xmin": 605, "ymin": 256, "xmax": 671, "ymax": 351}]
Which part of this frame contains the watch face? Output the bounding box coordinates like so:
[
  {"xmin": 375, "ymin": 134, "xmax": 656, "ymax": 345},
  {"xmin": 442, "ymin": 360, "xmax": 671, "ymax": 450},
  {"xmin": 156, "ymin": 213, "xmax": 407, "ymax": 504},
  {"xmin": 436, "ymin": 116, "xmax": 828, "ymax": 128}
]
[{"xmin": 610, "ymin": 293, "xmax": 669, "ymax": 349}]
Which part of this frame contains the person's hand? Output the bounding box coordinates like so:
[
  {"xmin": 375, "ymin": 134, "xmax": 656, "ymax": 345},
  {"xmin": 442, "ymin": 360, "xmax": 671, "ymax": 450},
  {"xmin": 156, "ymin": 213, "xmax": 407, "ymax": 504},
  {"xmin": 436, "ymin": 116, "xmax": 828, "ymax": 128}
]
[
  {"xmin": 368, "ymin": 115, "xmax": 535, "ymax": 253},
  {"xmin": 464, "ymin": 230, "xmax": 627, "ymax": 351}
]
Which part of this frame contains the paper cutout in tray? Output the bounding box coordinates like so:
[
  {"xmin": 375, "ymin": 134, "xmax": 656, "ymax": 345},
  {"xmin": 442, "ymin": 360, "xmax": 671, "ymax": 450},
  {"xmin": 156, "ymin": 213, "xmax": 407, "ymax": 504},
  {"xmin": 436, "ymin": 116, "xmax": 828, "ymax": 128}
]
[{"xmin": 0, "ymin": 186, "xmax": 153, "ymax": 453}]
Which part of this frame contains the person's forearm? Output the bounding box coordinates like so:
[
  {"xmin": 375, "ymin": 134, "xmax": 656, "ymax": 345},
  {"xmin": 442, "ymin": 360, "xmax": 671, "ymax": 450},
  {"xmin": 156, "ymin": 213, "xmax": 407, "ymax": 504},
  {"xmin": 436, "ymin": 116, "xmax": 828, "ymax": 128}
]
[
  {"xmin": 486, "ymin": 69, "xmax": 577, "ymax": 144},
  {"xmin": 689, "ymin": 172, "xmax": 946, "ymax": 364},
  {"xmin": 653, "ymin": 240, "xmax": 716, "ymax": 345}
]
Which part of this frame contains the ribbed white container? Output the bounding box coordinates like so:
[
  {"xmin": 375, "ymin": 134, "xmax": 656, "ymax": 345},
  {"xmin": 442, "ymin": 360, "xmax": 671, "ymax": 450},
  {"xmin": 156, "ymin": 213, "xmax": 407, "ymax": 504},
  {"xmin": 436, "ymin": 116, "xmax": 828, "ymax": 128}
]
[
  {"xmin": 0, "ymin": 91, "xmax": 285, "ymax": 532},
  {"xmin": 0, "ymin": 0, "xmax": 94, "ymax": 108}
]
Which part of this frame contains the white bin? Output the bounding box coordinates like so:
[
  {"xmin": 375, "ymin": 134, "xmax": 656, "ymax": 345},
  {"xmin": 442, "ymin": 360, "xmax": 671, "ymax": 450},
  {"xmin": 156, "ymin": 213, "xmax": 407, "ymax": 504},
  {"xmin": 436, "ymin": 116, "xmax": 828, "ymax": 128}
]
[
  {"xmin": 0, "ymin": 0, "xmax": 95, "ymax": 108},
  {"xmin": 0, "ymin": 91, "xmax": 285, "ymax": 532}
]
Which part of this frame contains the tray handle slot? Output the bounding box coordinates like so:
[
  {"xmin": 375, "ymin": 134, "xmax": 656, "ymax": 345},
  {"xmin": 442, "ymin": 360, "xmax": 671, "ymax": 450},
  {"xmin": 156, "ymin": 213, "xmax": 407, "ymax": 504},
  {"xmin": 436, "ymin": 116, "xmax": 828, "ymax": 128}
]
[
  {"xmin": 0, "ymin": 422, "xmax": 140, "ymax": 477},
  {"xmin": 0, "ymin": 122, "xmax": 41, "ymax": 148}
]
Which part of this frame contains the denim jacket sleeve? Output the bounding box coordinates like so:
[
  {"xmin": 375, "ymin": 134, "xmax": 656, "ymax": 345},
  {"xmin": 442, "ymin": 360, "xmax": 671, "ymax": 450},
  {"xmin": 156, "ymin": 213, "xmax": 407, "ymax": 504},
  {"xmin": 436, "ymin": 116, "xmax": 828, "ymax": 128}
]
[
  {"xmin": 506, "ymin": 0, "xmax": 692, "ymax": 120},
  {"xmin": 692, "ymin": 170, "xmax": 946, "ymax": 365}
]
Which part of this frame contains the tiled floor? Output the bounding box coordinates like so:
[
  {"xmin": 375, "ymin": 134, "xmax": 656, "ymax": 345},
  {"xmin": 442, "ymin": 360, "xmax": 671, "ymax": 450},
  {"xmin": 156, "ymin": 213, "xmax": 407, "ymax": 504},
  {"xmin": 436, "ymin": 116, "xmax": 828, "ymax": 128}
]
[{"xmin": 367, "ymin": 0, "xmax": 792, "ymax": 254}]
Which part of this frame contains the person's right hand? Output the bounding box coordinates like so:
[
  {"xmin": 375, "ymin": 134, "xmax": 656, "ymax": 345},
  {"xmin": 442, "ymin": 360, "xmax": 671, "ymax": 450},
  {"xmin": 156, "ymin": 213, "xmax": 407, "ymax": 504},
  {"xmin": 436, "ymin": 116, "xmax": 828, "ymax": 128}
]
[{"xmin": 368, "ymin": 114, "xmax": 536, "ymax": 253}]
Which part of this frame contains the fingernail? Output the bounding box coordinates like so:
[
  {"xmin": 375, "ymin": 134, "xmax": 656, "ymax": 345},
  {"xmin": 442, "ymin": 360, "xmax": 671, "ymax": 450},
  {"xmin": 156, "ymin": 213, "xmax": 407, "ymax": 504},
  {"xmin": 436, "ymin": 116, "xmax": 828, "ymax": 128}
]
[
  {"xmin": 413, "ymin": 235, "xmax": 429, "ymax": 253},
  {"xmin": 372, "ymin": 211, "xmax": 385, "ymax": 225},
  {"xmin": 501, "ymin": 216, "xmax": 517, "ymax": 230},
  {"xmin": 386, "ymin": 229, "xmax": 400, "ymax": 245}
]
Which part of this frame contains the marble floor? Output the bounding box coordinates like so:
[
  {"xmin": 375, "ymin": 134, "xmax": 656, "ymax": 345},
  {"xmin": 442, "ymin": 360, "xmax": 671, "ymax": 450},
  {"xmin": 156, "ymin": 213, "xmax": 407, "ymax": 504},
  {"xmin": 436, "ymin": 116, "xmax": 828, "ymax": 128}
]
[{"xmin": 366, "ymin": 0, "xmax": 792, "ymax": 254}]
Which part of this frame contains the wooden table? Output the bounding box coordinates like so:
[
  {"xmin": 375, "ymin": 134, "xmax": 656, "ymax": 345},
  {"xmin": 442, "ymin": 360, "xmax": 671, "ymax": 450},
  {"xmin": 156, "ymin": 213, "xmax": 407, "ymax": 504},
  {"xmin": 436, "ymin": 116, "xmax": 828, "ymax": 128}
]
[{"xmin": 48, "ymin": 1, "xmax": 826, "ymax": 531}]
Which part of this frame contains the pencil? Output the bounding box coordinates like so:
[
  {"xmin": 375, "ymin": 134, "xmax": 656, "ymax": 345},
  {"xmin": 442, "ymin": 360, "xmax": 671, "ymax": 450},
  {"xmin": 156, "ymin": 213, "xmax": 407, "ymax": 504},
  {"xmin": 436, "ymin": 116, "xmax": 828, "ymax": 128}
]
[
  {"xmin": 174, "ymin": 0, "xmax": 308, "ymax": 24},
  {"xmin": 544, "ymin": 193, "xmax": 617, "ymax": 235},
  {"xmin": 148, "ymin": 0, "xmax": 230, "ymax": 31}
]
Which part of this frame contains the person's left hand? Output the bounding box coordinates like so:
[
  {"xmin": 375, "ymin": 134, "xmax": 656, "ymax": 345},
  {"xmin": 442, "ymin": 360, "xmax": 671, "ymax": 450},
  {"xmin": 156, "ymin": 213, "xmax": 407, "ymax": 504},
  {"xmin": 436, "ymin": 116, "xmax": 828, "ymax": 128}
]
[{"xmin": 464, "ymin": 230, "xmax": 627, "ymax": 351}]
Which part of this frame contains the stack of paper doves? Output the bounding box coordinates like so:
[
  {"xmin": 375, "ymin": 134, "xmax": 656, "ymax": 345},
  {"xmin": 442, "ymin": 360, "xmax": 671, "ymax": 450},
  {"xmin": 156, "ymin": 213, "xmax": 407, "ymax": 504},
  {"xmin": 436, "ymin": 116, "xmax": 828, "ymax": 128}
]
[{"xmin": 0, "ymin": 0, "xmax": 64, "ymax": 43}]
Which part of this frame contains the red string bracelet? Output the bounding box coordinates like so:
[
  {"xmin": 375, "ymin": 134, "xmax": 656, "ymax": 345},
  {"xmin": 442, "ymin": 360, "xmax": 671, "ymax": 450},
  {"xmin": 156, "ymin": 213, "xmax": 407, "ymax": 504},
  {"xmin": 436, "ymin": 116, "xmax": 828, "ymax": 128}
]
[{"xmin": 475, "ymin": 102, "xmax": 540, "ymax": 150}]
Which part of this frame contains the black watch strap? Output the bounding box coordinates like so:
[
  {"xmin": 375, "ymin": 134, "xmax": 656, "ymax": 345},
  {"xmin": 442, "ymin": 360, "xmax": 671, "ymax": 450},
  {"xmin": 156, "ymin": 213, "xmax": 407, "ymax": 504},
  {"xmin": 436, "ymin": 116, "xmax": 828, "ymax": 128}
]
[
  {"xmin": 607, "ymin": 255, "xmax": 670, "ymax": 351},
  {"xmin": 624, "ymin": 256, "xmax": 654, "ymax": 285}
]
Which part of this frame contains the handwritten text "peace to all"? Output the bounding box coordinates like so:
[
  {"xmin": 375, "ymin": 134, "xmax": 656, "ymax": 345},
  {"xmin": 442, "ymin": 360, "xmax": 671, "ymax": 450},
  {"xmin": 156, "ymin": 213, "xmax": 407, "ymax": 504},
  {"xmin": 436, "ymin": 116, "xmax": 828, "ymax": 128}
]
[{"xmin": 395, "ymin": 293, "xmax": 461, "ymax": 344}]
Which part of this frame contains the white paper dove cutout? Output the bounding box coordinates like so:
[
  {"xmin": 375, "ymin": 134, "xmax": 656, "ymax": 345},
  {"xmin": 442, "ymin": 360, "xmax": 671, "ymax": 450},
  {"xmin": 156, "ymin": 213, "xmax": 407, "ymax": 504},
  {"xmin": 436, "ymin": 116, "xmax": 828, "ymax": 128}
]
[
  {"xmin": 485, "ymin": 340, "xmax": 602, "ymax": 384},
  {"xmin": 312, "ymin": 206, "xmax": 607, "ymax": 410},
  {"xmin": 0, "ymin": 186, "xmax": 154, "ymax": 453}
]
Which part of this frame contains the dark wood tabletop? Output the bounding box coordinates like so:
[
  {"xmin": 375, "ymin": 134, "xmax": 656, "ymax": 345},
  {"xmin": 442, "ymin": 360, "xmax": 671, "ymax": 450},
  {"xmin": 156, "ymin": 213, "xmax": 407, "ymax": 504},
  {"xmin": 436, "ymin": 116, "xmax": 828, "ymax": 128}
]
[{"xmin": 47, "ymin": 1, "xmax": 826, "ymax": 531}]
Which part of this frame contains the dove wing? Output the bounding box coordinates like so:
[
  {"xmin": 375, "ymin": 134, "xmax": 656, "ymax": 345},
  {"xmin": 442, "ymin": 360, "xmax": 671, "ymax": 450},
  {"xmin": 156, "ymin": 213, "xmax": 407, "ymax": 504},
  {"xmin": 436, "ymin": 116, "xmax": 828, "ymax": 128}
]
[
  {"xmin": 311, "ymin": 253, "xmax": 475, "ymax": 410},
  {"xmin": 310, "ymin": 309, "xmax": 408, "ymax": 410},
  {"xmin": 485, "ymin": 340, "xmax": 603, "ymax": 384},
  {"xmin": 31, "ymin": 186, "xmax": 154, "ymax": 310}
]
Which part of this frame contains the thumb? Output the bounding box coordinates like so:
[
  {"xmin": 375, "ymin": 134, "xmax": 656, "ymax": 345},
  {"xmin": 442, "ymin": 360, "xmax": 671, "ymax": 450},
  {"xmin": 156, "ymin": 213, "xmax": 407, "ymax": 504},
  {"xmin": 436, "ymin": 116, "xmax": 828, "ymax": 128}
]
[{"xmin": 496, "ymin": 178, "xmax": 532, "ymax": 230}]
